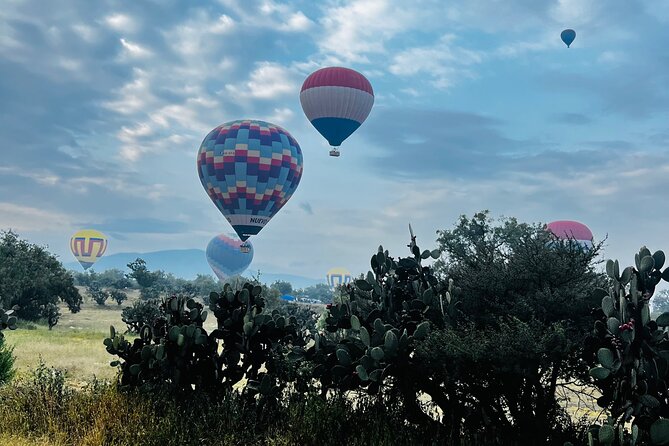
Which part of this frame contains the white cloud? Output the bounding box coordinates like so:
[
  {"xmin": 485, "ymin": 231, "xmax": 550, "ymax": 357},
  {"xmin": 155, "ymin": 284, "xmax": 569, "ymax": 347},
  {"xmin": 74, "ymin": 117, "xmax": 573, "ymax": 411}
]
[
  {"xmin": 0, "ymin": 202, "xmax": 72, "ymax": 232},
  {"xmin": 119, "ymin": 38, "xmax": 152, "ymax": 58},
  {"xmin": 267, "ymin": 107, "xmax": 294, "ymax": 124},
  {"xmin": 218, "ymin": 0, "xmax": 314, "ymax": 32},
  {"xmin": 224, "ymin": 62, "xmax": 299, "ymax": 99},
  {"xmin": 71, "ymin": 24, "xmax": 97, "ymax": 42},
  {"xmin": 389, "ymin": 35, "xmax": 483, "ymax": 89},
  {"xmin": 318, "ymin": 0, "xmax": 417, "ymax": 62},
  {"xmin": 104, "ymin": 13, "xmax": 138, "ymax": 33},
  {"xmin": 102, "ymin": 68, "xmax": 157, "ymax": 115}
]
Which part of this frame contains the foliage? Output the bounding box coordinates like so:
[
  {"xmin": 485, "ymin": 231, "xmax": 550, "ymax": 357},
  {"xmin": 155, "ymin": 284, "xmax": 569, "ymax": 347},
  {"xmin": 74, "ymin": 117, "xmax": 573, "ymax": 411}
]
[
  {"xmin": 424, "ymin": 212, "xmax": 607, "ymax": 442},
  {"xmin": 110, "ymin": 289, "xmax": 128, "ymax": 306},
  {"xmin": 121, "ymin": 299, "xmax": 161, "ymax": 334},
  {"xmin": 585, "ymin": 247, "xmax": 669, "ymax": 445},
  {"xmin": 0, "ymin": 308, "xmax": 17, "ymax": 385},
  {"xmin": 0, "ymin": 230, "xmax": 82, "ymax": 324},
  {"xmin": 87, "ymin": 283, "xmax": 110, "ymax": 306},
  {"xmin": 105, "ymin": 284, "xmax": 306, "ymax": 398},
  {"xmin": 0, "ymin": 336, "xmax": 14, "ymax": 385},
  {"xmin": 0, "ymin": 370, "xmax": 434, "ymax": 446},
  {"xmin": 271, "ymin": 280, "xmax": 293, "ymax": 296},
  {"xmin": 74, "ymin": 269, "xmax": 133, "ymax": 290},
  {"xmin": 289, "ymin": 231, "xmax": 453, "ymax": 433},
  {"xmin": 295, "ymin": 283, "xmax": 334, "ymax": 303}
]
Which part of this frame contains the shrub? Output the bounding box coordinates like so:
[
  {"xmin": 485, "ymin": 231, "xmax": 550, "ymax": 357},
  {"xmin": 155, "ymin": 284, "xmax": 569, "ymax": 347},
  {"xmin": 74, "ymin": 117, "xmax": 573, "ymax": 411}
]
[
  {"xmin": 110, "ymin": 290, "xmax": 128, "ymax": 306},
  {"xmin": 121, "ymin": 299, "xmax": 161, "ymax": 334},
  {"xmin": 0, "ymin": 336, "xmax": 14, "ymax": 385},
  {"xmin": 87, "ymin": 283, "xmax": 109, "ymax": 306},
  {"xmin": 0, "ymin": 230, "xmax": 82, "ymax": 325}
]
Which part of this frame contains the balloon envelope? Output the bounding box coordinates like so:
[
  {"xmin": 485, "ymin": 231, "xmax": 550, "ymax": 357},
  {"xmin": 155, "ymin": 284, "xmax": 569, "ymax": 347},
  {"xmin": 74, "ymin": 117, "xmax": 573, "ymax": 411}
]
[
  {"xmin": 546, "ymin": 220, "xmax": 593, "ymax": 250},
  {"xmin": 326, "ymin": 267, "xmax": 353, "ymax": 289},
  {"xmin": 206, "ymin": 234, "xmax": 254, "ymax": 281},
  {"xmin": 300, "ymin": 67, "xmax": 374, "ymax": 148},
  {"xmin": 197, "ymin": 120, "xmax": 304, "ymax": 241},
  {"xmin": 561, "ymin": 29, "xmax": 576, "ymax": 47},
  {"xmin": 70, "ymin": 229, "xmax": 108, "ymax": 270}
]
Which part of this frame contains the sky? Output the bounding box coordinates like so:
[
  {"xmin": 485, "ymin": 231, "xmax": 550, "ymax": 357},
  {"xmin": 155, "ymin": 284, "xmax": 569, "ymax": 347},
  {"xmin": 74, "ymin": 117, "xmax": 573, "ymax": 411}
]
[{"xmin": 1, "ymin": 0, "xmax": 668, "ymax": 281}]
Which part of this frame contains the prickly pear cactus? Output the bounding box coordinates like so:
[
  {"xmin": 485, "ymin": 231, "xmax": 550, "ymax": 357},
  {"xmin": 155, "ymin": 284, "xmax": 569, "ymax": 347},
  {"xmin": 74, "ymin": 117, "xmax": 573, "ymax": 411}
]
[
  {"xmin": 587, "ymin": 247, "xmax": 669, "ymax": 445},
  {"xmin": 104, "ymin": 285, "xmax": 305, "ymax": 398},
  {"xmin": 295, "ymin": 230, "xmax": 454, "ymax": 399}
]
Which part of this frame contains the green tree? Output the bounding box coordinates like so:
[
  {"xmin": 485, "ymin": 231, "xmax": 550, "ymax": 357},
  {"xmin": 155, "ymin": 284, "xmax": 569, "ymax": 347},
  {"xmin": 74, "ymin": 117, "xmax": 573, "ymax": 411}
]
[
  {"xmin": 271, "ymin": 280, "xmax": 293, "ymax": 296},
  {"xmin": 426, "ymin": 211, "xmax": 605, "ymax": 443},
  {"xmin": 296, "ymin": 283, "xmax": 333, "ymax": 303},
  {"xmin": 0, "ymin": 230, "xmax": 82, "ymax": 324}
]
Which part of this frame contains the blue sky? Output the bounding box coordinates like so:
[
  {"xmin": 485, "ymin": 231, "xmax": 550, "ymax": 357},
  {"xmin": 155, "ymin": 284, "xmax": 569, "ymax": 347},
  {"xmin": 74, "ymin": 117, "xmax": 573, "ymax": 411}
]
[{"xmin": 1, "ymin": 0, "xmax": 668, "ymax": 280}]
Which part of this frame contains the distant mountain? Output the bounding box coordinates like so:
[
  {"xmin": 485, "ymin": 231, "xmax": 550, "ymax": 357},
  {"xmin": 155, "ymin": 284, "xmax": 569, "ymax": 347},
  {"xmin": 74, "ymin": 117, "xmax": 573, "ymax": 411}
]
[{"xmin": 64, "ymin": 249, "xmax": 324, "ymax": 289}]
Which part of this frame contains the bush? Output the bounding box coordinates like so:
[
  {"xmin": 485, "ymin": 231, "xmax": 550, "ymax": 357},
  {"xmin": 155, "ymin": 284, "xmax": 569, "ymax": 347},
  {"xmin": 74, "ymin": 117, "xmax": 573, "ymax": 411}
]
[
  {"xmin": 0, "ymin": 336, "xmax": 14, "ymax": 385},
  {"xmin": 121, "ymin": 299, "xmax": 161, "ymax": 334},
  {"xmin": 110, "ymin": 290, "xmax": 128, "ymax": 306},
  {"xmin": 0, "ymin": 230, "xmax": 82, "ymax": 325},
  {"xmin": 87, "ymin": 283, "xmax": 109, "ymax": 306},
  {"xmin": 0, "ymin": 372, "xmax": 433, "ymax": 445}
]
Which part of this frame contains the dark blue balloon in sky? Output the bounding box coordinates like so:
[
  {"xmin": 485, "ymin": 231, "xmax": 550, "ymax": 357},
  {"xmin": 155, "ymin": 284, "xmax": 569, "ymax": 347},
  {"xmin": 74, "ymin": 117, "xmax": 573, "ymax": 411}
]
[{"xmin": 561, "ymin": 29, "xmax": 576, "ymax": 48}]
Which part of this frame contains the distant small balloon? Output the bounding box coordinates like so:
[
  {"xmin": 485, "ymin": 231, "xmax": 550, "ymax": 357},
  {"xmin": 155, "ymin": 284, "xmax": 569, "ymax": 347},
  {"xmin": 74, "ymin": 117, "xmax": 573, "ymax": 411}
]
[
  {"xmin": 70, "ymin": 229, "xmax": 108, "ymax": 270},
  {"xmin": 561, "ymin": 29, "xmax": 576, "ymax": 48},
  {"xmin": 280, "ymin": 294, "xmax": 296, "ymax": 302},
  {"xmin": 206, "ymin": 233, "xmax": 254, "ymax": 281},
  {"xmin": 546, "ymin": 220, "xmax": 593, "ymax": 250},
  {"xmin": 326, "ymin": 267, "xmax": 353, "ymax": 289}
]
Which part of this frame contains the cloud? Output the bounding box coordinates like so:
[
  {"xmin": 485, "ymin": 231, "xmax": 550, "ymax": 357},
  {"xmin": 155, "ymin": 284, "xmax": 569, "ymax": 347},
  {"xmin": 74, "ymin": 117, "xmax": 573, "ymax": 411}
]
[
  {"xmin": 103, "ymin": 13, "xmax": 138, "ymax": 33},
  {"xmin": 89, "ymin": 218, "xmax": 191, "ymax": 234},
  {"xmin": 318, "ymin": 0, "xmax": 419, "ymax": 62},
  {"xmin": 217, "ymin": 0, "xmax": 314, "ymax": 33},
  {"xmin": 119, "ymin": 38, "xmax": 152, "ymax": 58},
  {"xmin": 224, "ymin": 62, "xmax": 300, "ymax": 99},
  {"xmin": 389, "ymin": 34, "xmax": 483, "ymax": 89}
]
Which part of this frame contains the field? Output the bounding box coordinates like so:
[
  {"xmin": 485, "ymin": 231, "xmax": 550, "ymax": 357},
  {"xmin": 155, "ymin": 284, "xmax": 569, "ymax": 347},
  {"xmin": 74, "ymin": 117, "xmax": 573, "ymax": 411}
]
[{"xmin": 4, "ymin": 289, "xmax": 229, "ymax": 384}]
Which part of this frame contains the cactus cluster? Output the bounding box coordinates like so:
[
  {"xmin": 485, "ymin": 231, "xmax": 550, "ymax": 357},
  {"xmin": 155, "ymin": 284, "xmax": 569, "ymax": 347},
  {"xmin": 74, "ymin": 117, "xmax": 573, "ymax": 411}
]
[
  {"xmin": 291, "ymin": 237, "xmax": 453, "ymax": 404},
  {"xmin": 105, "ymin": 284, "xmax": 306, "ymax": 397},
  {"xmin": 0, "ymin": 308, "xmax": 18, "ymax": 338},
  {"xmin": 587, "ymin": 247, "xmax": 669, "ymax": 445}
]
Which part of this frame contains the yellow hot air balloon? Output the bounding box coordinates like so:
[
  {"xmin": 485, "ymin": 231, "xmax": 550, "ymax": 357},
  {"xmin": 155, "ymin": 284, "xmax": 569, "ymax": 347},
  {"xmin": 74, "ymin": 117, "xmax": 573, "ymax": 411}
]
[
  {"xmin": 70, "ymin": 229, "xmax": 108, "ymax": 270},
  {"xmin": 326, "ymin": 267, "xmax": 353, "ymax": 289}
]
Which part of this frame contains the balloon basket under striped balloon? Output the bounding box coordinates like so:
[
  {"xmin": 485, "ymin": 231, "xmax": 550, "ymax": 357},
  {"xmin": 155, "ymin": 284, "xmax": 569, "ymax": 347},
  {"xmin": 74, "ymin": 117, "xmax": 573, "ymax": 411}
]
[{"xmin": 329, "ymin": 148, "xmax": 340, "ymax": 157}]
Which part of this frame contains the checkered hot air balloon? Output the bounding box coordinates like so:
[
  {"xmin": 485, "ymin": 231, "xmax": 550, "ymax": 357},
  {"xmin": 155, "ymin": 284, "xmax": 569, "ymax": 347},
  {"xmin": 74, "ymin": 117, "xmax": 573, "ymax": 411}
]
[
  {"xmin": 70, "ymin": 229, "xmax": 108, "ymax": 270},
  {"xmin": 546, "ymin": 220, "xmax": 593, "ymax": 250},
  {"xmin": 206, "ymin": 233, "xmax": 253, "ymax": 281},
  {"xmin": 300, "ymin": 67, "xmax": 374, "ymax": 157},
  {"xmin": 197, "ymin": 120, "xmax": 303, "ymax": 246}
]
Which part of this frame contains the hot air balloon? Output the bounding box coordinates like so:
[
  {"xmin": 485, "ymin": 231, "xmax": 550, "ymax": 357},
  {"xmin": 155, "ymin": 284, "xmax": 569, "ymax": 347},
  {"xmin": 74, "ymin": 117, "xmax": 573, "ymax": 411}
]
[
  {"xmin": 561, "ymin": 29, "xmax": 576, "ymax": 48},
  {"xmin": 197, "ymin": 120, "xmax": 304, "ymax": 250},
  {"xmin": 70, "ymin": 229, "xmax": 108, "ymax": 270},
  {"xmin": 280, "ymin": 294, "xmax": 296, "ymax": 302},
  {"xmin": 206, "ymin": 233, "xmax": 254, "ymax": 281},
  {"xmin": 546, "ymin": 220, "xmax": 593, "ymax": 250},
  {"xmin": 300, "ymin": 67, "xmax": 374, "ymax": 157},
  {"xmin": 326, "ymin": 267, "xmax": 353, "ymax": 289}
]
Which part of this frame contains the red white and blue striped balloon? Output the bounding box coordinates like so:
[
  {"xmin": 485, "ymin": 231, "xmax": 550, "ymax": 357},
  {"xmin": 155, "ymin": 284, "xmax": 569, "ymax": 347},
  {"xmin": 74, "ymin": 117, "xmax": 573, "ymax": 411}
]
[{"xmin": 300, "ymin": 67, "xmax": 374, "ymax": 148}]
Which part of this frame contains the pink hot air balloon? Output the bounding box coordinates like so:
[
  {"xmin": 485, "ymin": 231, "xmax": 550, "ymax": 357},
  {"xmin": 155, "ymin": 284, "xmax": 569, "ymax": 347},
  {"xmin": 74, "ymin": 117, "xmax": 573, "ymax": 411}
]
[{"xmin": 546, "ymin": 220, "xmax": 594, "ymax": 250}]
